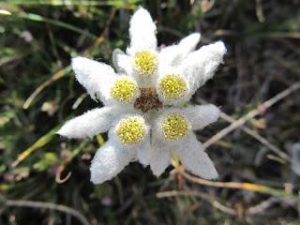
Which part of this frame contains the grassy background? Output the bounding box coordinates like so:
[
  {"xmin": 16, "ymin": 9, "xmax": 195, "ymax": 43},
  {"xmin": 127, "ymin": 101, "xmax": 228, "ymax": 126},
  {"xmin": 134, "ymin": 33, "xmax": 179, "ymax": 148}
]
[{"xmin": 1, "ymin": 0, "xmax": 300, "ymax": 224}]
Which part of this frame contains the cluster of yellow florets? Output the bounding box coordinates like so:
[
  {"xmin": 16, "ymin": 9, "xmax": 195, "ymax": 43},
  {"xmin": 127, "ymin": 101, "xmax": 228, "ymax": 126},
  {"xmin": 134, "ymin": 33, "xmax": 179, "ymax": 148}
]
[
  {"xmin": 161, "ymin": 113, "xmax": 190, "ymax": 140},
  {"xmin": 159, "ymin": 74, "xmax": 187, "ymax": 100},
  {"xmin": 111, "ymin": 76, "xmax": 138, "ymax": 103},
  {"xmin": 116, "ymin": 116, "xmax": 146, "ymax": 144},
  {"xmin": 134, "ymin": 51, "xmax": 158, "ymax": 76}
]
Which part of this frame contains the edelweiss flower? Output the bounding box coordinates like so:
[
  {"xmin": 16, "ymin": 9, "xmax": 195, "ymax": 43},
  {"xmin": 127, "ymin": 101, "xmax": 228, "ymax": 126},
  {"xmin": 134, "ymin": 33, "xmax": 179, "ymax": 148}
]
[{"xmin": 58, "ymin": 7, "xmax": 226, "ymax": 184}]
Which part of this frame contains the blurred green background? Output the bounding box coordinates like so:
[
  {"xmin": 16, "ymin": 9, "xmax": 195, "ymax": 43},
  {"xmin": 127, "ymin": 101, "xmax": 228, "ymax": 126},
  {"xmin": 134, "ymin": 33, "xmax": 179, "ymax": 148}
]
[{"xmin": 1, "ymin": 0, "xmax": 300, "ymax": 224}]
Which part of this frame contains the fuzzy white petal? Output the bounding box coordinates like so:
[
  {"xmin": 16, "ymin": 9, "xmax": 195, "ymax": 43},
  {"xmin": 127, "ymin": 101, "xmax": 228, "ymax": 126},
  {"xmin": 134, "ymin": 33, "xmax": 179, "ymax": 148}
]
[
  {"xmin": 182, "ymin": 41, "xmax": 226, "ymax": 94},
  {"xmin": 176, "ymin": 134, "xmax": 218, "ymax": 179},
  {"xmin": 128, "ymin": 7, "xmax": 157, "ymax": 55},
  {"xmin": 72, "ymin": 57, "xmax": 116, "ymax": 103},
  {"xmin": 57, "ymin": 106, "xmax": 125, "ymax": 139},
  {"xmin": 90, "ymin": 141, "xmax": 135, "ymax": 184},
  {"xmin": 147, "ymin": 116, "xmax": 174, "ymax": 176},
  {"xmin": 183, "ymin": 104, "xmax": 220, "ymax": 130},
  {"xmin": 159, "ymin": 33, "xmax": 201, "ymax": 66},
  {"xmin": 136, "ymin": 138, "xmax": 152, "ymax": 166},
  {"xmin": 149, "ymin": 145, "xmax": 171, "ymax": 177},
  {"xmin": 112, "ymin": 49, "xmax": 132, "ymax": 75},
  {"xmin": 178, "ymin": 33, "xmax": 201, "ymax": 52}
]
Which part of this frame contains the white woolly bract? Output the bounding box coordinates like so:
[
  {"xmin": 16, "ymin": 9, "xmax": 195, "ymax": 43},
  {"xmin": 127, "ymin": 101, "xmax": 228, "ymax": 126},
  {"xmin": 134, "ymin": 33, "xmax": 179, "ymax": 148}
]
[
  {"xmin": 182, "ymin": 41, "xmax": 226, "ymax": 94},
  {"xmin": 149, "ymin": 122, "xmax": 218, "ymax": 178},
  {"xmin": 127, "ymin": 7, "xmax": 157, "ymax": 55},
  {"xmin": 136, "ymin": 138, "xmax": 152, "ymax": 166},
  {"xmin": 183, "ymin": 104, "xmax": 220, "ymax": 130},
  {"xmin": 72, "ymin": 57, "xmax": 116, "ymax": 104},
  {"xmin": 112, "ymin": 49, "xmax": 133, "ymax": 75},
  {"xmin": 159, "ymin": 32, "xmax": 201, "ymax": 66},
  {"xmin": 149, "ymin": 144, "xmax": 171, "ymax": 176},
  {"xmin": 108, "ymin": 113, "xmax": 150, "ymax": 149},
  {"xmin": 175, "ymin": 134, "xmax": 218, "ymax": 179},
  {"xmin": 90, "ymin": 141, "xmax": 136, "ymax": 184},
  {"xmin": 57, "ymin": 106, "xmax": 125, "ymax": 139}
]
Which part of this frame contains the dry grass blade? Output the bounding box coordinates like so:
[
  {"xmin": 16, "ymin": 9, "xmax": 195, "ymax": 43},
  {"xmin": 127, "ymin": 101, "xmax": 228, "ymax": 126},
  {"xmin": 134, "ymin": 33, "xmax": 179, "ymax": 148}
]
[
  {"xmin": 156, "ymin": 190, "xmax": 237, "ymax": 216},
  {"xmin": 198, "ymin": 98, "xmax": 290, "ymax": 161},
  {"xmin": 180, "ymin": 171, "xmax": 300, "ymax": 201},
  {"xmin": 3, "ymin": 199, "xmax": 91, "ymax": 225},
  {"xmin": 23, "ymin": 9, "xmax": 116, "ymax": 109},
  {"xmin": 23, "ymin": 66, "xmax": 71, "ymax": 109},
  {"xmin": 203, "ymin": 82, "xmax": 300, "ymax": 149},
  {"xmin": 11, "ymin": 127, "xmax": 58, "ymax": 168},
  {"xmin": 220, "ymin": 112, "xmax": 289, "ymax": 161}
]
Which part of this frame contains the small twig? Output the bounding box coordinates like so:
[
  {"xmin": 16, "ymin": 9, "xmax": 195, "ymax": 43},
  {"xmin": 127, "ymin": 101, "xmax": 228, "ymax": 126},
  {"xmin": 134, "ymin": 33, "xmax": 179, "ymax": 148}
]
[
  {"xmin": 156, "ymin": 190, "xmax": 237, "ymax": 216},
  {"xmin": 255, "ymin": 0, "xmax": 265, "ymax": 23},
  {"xmin": 83, "ymin": 9, "xmax": 116, "ymax": 55},
  {"xmin": 203, "ymin": 82, "xmax": 300, "ymax": 149},
  {"xmin": 219, "ymin": 111, "xmax": 289, "ymax": 161},
  {"xmin": 23, "ymin": 66, "xmax": 71, "ymax": 109},
  {"xmin": 180, "ymin": 171, "xmax": 300, "ymax": 201},
  {"xmin": 247, "ymin": 197, "xmax": 280, "ymax": 215},
  {"xmin": 3, "ymin": 199, "xmax": 91, "ymax": 225},
  {"xmin": 55, "ymin": 165, "xmax": 72, "ymax": 184},
  {"xmin": 12, "ymin": 127, "xmax": 59, "ymax": 168},
  {"xmin": 198, "ymin": 98, "xmax": 289, "ymax": 161}
]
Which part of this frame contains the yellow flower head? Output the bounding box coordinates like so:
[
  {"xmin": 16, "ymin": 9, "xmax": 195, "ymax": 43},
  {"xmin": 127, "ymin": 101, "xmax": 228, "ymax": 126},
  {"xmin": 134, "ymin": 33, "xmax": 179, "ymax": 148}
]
[
  {"xmin": 111, "ymin": 76, "xmax": 138, "ymax": 103},
  {"xmin": 134, "ymin": 51, "xmax": 157, "ymax": 77},
  {"xmin": 116, "ymin": 116, "xmax": 146, "ymax": 144},
  {"xmin": 159, "ymin": 74, "xmax": 187, "ymax": 100},
  {"xmin": 161, "ymin": 113, "xmax": 190, "ymax": 140}
]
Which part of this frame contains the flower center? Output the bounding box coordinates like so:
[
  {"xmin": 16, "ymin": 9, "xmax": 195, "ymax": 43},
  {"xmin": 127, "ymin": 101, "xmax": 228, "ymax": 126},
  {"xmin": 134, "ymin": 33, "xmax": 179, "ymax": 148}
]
[
  {"xmin": 134, "ymin": 51, "xmax": 157, "ymax": 76},
  {"xmin": 159, "ymin": 74, "xmax": 187, "ymax": 100},
  {"xmin": 161, "ymin": 113, "xmax": 190, "ymax": 140},
  {"xmin": 134, "ymin": 88, "xmax": 162, "ymax": 112},
  {"xmin": 116, "ymin": 116, "xmax": 146, "ymax": 144},
  {"xmin": 111, "ymin": 76, "xmax": 138, "ymax": 103}
]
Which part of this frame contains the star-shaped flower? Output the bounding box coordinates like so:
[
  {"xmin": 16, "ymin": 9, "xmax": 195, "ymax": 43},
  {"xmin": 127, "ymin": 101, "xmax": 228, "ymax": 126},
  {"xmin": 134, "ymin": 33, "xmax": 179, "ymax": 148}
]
[{"xmin": 58, "ymin": 7, "xmax": 226, "ymax": 184}]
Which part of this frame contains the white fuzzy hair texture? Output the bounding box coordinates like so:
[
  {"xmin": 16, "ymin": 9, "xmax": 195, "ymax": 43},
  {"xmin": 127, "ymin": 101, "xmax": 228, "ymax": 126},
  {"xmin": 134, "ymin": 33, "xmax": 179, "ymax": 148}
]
[
  {"xmin": 58, "ymin": 7, "xmax": 225, "ymax": 185},
  {"xmin": 72, "ymin": 57, "xmax": 117, "ymax": 104},
  {"xmin": 176, "ymin": 134, "xmax": 218, "ymax": 179},
  {"xmin": 112, "ymin": 49, "xmax": 132, "ymax": 75},
  {"xmin": 183, "ymin": 104, "xmax": 220, "ymax": 130},
  {"xmin": 159, "ymin": 32, "xmax": 201, "ymax": 67},
  {"xmin": 90, "ymin": 113, "xmax": 153, "ymax": 184},
  {"xmin": 149, "ymin": 142, "xmax": 171, "ymax": 176},
  {"xmin": 127, "ymin": 7, "xmax": 157, "ymax": 55},
  {"xmin": 182, "ymin": 41, "xmax": 227, "ymax": 95},
  {"xmin": 148, "ymin": 106, "xmax": 219, "ymax": 178},
  {"xmin": 57, "ymin": 106, "xmax": 125, "ymax": 139},
  {"xmin": 149, "ymin": 132, "xmax": 218, "ymax": 179},
  {"xmin": 90, "ymin": 141, "xmax": 136, "ymax": 184}
]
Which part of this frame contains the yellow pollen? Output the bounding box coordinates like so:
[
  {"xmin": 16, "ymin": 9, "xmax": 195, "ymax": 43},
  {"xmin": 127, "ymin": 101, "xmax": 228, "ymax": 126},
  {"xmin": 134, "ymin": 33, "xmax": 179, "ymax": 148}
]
[
  {"xmin": 159, "ymin": 74, "xmax": 187, "ymax": 100},
  {"xmin": 111, "ymin": 77, "xmax": 138, "ymax": 103},
  {"xmin": 116, "ymin": 116, "xmax": 146, "ymax": 144},
  {"xmin": 161, "ymin": 114, "xmax": 190, "ymax": 140},
  {"xmin": 134, "ymin": 51, "xmax": 157, "ymax": 76}
]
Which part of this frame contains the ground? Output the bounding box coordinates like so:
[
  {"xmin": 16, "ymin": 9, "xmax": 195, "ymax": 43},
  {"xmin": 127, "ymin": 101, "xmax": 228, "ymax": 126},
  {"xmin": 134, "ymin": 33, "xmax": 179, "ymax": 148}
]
[{"xmin": 0, "ymin": 0, "xmax": 300, "ymax": 224}]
